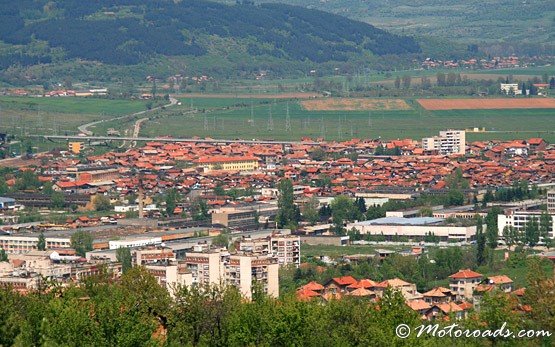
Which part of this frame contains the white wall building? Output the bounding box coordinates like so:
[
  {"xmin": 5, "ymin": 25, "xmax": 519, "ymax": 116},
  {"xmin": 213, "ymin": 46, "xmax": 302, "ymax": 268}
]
[
  {"xmin": 422, "ymin": 130, "xmax": 466, "ymax": 155},
  {"xmin": 347, "ymin": 217, "xmax": 477, "ymax": 242}
]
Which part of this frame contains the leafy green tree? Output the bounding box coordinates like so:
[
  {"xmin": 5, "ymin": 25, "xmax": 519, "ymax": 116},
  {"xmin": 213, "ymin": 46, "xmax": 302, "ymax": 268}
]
[
  {"xmin": 50, "ymin": 191, "xmax": 65, "ymax": 209},
  {"xmin": 0, "ymin": 177, "xmax": 8, "ymax": 195},
  {"xmin": 93, "ymin": 195, "xmax": 112, "ymax": 211},
  {"xmin": 355, "ymin": 197, "xmax": 367, "ymax": 214},
  {"xmin": 213, "ymin": 183, "xmax": 226, "ymax": 197},
  {"xmin": 15, "ymin": 170, "xmax": 40, "ymax": 191},
  {"xmin": 190, "ymin": 197, "xmax": 209, "ymax": 221},
  {"xmin": 309, "ymin": 147, "xmax": 326, "ymax": 161},
  {"xmin": 70, "ymin": 231, "xmax": 93, "ymax": 257},
  {"xmin": 0, "ymin": 248, "xmax": 7, "ymax": 262},
  {"xmin": 525, "ymin": 216, "xmax": 540, "ymax": 247},
  {"xmin": 447, "ymin": 189, "xmax": 464, "ymax": 206},
  {"xmin": 475, "ymin": 215, "xmax": 486, "ymax": 266},
  {"xmin": 302, "ymin": 196, "xmax": 320, "ymax": 225},
  {"xmin": 212, "ymin": 233, "xmax": 230, "ymax": 248},
  {"xmin": 330, "ymin": 195, "xmax": 358, "ymax": 234},
  {"xmin": 116, "ymin": 247, "xmax": 132, "ymax": 274},
  {"xmin": 165, "ymin": 188, "xmax": 180, "ymax": 216},
  {"xmin": 394, "ymin": 76, "xmax": 400, "ymax": 89},
  {"xmin": 539, "ymin": 211, "xmax": 552, "ymax": 249},
  {"xmin": 485, "ymin": 207, "xmax": 501, "ymax": 250},
  {"xmin": 37, "ymin": 232, "xmax": 46, "ymax": 251},
  {"xmin": 276, "ymin": 179, "xmax": 298, "ymax": 228}
]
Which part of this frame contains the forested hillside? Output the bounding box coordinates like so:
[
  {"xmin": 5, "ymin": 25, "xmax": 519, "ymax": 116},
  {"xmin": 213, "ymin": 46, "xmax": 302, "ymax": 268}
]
[
  {"xmin": 221, "ymin": 0, "xmax": 555, "ymax": 53},
  {"xmin": 0, "ymin": 0, "xmax": 420, "ymax": 84}
]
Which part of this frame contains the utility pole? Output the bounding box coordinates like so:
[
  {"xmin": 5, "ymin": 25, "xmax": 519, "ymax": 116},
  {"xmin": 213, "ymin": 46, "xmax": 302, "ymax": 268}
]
[
  {"xmin": 285, "ymin": 102, "xmax": 291, "ymax": 132},
  {"xmin": 267, "ymin": 104, "xmax": 274, "ymax": 131},
  {"xmin": 250, "ymin": 102, "xmax": 255, "ymax": 127}
]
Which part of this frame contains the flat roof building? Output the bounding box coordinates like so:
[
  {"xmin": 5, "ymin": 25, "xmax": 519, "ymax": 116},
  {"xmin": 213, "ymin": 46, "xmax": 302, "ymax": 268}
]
[{"xmin": 347, "ymin": 217, "xmax": 478, "ymax": 242}]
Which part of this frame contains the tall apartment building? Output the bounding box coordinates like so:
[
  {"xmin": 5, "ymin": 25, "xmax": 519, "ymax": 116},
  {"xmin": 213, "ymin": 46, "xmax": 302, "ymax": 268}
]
[
  {"xmin": 226, "ymin": 253, "xmax": 279, "ymax": 299},
  {"xmin": 182, "ymin": 248, "xmax": 279, "ymax": 299},
  {"xmin": 548, "ymin": 190, "xmax": 555, "ymax": 215},
  {"xmin": 422, "ymin": 130, "xmax": 466, "ymax": 155},
  {"xmin": 236, "ymin": 233, "xmax": 301, "ymax": 267}
]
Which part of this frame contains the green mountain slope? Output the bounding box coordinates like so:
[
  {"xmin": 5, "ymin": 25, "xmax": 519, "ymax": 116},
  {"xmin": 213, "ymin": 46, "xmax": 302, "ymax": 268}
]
[
  {"xmin": 217, "ymin": 0, "xmax": 555, "ymax": 48},
  {"xmin": 0, "ymin": 0, "xmax": 420, "ymax": 83}
]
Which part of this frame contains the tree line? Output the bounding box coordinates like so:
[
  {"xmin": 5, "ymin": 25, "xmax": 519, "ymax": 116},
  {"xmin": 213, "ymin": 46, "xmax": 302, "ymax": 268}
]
[{"xmin": 0, "ymin": 263, "xmax": 552, "ymax": 346}]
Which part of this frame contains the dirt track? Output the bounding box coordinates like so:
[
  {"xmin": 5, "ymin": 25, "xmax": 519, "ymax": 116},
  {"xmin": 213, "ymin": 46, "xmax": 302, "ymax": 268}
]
[{"xmin": 417, "ymin": 98, "xmax": 555, "ymax": 110}]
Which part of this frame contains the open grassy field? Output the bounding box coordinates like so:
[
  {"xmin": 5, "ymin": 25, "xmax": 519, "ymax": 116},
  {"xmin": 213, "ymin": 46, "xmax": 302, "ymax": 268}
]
[
  {"xmin": 0, "ymin": 96, "xmax": 149, "ymax": 115},
  {"xmin": 141, "ymin": 97, "xmax": 555, "ymax": 143}
]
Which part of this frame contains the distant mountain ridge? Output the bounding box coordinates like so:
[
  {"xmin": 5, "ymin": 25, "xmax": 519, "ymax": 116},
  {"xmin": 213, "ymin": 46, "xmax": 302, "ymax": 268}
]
[{"xmin": 0, "ymin": 0, "xmax": 420, "ymax": 71}]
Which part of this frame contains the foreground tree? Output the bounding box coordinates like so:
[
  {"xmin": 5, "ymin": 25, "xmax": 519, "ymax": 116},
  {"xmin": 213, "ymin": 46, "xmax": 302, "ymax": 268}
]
[{"xmin": 116, "ymin": 247, "xmax": 132, "ymax": 274}]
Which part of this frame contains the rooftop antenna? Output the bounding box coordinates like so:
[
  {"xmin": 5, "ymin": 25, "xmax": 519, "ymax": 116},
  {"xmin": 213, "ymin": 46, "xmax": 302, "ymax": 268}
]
[
  {"xmin": 285, "ymin": 102, "xmax": 291, "ymax": 132},
  {"xmin": 203, "ymin": 114, "xmax": 209, "ymax": 131},
  {"xmin": 337, "ymin": 116, "xmax": 342, "ymax": 140},
  {"xmin": 320, "ymin": 116, "xmax": 325, "ymax": 139}
]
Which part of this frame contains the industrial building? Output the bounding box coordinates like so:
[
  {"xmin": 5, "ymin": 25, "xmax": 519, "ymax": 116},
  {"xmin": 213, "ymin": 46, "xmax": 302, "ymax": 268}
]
[{"xmin": 347, "ymin": 217, "xmax": 478, "ymax": 242}]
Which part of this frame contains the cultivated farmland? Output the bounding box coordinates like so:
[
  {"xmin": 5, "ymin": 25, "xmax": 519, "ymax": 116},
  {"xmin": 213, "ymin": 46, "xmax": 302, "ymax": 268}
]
[
  {"xmin": 301, "ymin": 98, "xmax": 411, "ymax": 111},
  {"xmin": 417, "ymin": 98, "xmax": 555, "ymax": 110}
]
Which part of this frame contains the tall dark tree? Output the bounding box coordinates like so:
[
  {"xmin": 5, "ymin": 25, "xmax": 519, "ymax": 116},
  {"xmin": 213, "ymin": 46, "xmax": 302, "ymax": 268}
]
[
  {"xmin": 37, "ymin": 232, "xmax": 46, "ymax": 251},
  {"xmin": 475, "ymin": 215, "xmax": 486, "ymax": 266},
  {"xmin": 525, "ymin": 216, "xmax": 540, "ymax": 247},
  {"xmin": 276, "ymin": 179, "xmax": 297, "ymax": 228},
  {"xmin": 116, "ymin": 247, "xmax": 132, "ymax": 274},
  {"xmin": 70, "ymin": 230, "xmax": 93, "ymax": 257},
  {"xmin": 485, "ymin": 207, "xmax": 501, "ymax": 250}
]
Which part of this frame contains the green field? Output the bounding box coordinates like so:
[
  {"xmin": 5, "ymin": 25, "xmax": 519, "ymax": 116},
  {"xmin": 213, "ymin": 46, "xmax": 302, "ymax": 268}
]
[
  {"xmin": 141, "ymin": 98, "xmax": 555, "ymax": 142},
  {"xmin": 0, "ymin": 96, "xmax": 151, "ymax": 135},
  {"xmin": 0, "ymin": 96, "xmax": 149, "ymax": 115}
]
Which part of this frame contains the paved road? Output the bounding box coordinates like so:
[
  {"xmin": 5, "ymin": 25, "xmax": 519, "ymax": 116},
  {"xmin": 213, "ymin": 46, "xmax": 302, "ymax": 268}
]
[{"xmin": 77, "ymin": 97, "xmax": 178, "ymax": 136}]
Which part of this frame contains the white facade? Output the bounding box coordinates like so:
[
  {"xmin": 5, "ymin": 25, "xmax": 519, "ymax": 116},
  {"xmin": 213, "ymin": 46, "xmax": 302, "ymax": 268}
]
[
  {"xmin": 548, "ymin": 190, "xmax": 555, "ymax": 215},
  {"xmin": 500, "ymin": 83, "xmax": 522, "ymax": 95},
  {"xmin": 498, "ymin": 211, "xmax": 555, "ymax": 238},
  {"xmin": 422, "ymin": 130, "xmax": 466, "ymax": 155},
  {"xmin": 109, "ymin": 237, "xmax": 162, "ymax": 249},
  {"xmin": 347, "ymin": 217, "xmax": 477, "ymax": 242}
]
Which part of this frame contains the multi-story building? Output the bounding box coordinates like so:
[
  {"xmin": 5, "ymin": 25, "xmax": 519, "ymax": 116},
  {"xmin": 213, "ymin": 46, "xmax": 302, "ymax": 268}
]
[
  {"xmin": 236, "ymin": 233, "xmax": 301, "ymax": 267},
  {"xmin": 145, "ymin": 262, "xmax": 193, "ymax": 295},
  {"xmin": 548, "ymin": 190, "xmax": 555, "ymax": 215},
  {"xmin": 226, "ymin": 253, "xmax": 279, "ymax": 299},
  {"xmin": 498, "ymin": 210, "xmax": 554, "ymax": 239},
  {"xmin": 68, "ymin": 142, "xmax": 85, "ymax": 154},
  {"xmin": 422, "ymin": 130, "xmax": 466, "ymax": 155},
  {"xmin": 211, "ymin": 207, "xmax": 258, "ymax": 230},
  {"xmin": 182, "ymin": 248, "xmax": 279, "ymax": 299},
  {"xmin": 449, "ymin": 269, "xmax": 483, "ymax": 301},
  {"xmin": 194, "ymin": 156, "xmax": 259, "ymax": 172},
  {"xmin": 0, "ymin": 235, "xmax": 72, "ymax": 254},
  {"xmin": 134, "ymin": 246, "xmax": 176, "ymax": 266}
]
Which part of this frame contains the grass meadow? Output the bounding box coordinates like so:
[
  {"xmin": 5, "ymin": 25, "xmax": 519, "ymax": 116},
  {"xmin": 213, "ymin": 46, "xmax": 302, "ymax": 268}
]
[{"xmin": 142, "ymin": 97, "xmax": 555, "ymax": 142}]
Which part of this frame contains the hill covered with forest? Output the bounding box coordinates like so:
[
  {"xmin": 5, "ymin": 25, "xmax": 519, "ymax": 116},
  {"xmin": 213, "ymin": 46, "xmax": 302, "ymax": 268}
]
[
  {"xmin": 219, "ymin": 0, "xmax": 555, "ymax": 55},
  {"xmin": 0, "ymin": 0, "xmax": 420, "ymax": 84}
]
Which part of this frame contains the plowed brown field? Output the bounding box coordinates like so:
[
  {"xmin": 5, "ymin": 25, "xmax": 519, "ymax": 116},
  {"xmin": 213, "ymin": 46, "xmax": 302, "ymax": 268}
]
[
  {"xmin": 301, "ymin": 98, "xmax": 411, "ymax": 111},
  {"xmin": 417, "ymin": 98, "xmax": 555, "ymax": 110}
]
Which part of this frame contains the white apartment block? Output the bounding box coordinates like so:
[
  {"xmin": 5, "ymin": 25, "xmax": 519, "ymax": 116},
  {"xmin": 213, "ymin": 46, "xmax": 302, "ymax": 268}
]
[
  {"xmin": 422, "ymin": 130, "xmax": 466, "ymax": 155},
  {"xmin": 498, "ymin": 210, "xmax": 555, "ymax": 239},
  {"xmin": 236, "ymin": 234, "xmax": 301, "ymax": 267},
  {"xmin": 548, "ymin": 190, "xmax": 555, "ymax": 215},
  {"xmin": 0, "ymin": 235, "xmax": 71, "ymax": 254},
  {"xmin": 182, "ymin": 248, "xmax": 279, "ymax": 299}
]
